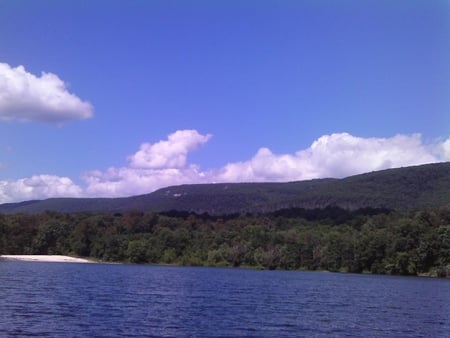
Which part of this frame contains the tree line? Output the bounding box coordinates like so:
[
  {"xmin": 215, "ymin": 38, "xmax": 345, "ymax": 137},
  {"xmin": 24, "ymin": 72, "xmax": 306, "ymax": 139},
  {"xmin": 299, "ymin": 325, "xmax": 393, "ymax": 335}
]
[{"xmin": 0, "ymin": 207, "xmax": 448, "ymax": 277}]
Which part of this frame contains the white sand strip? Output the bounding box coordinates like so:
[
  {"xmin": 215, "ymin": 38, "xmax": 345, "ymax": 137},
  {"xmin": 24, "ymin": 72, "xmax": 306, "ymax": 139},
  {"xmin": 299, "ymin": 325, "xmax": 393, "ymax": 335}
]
[{"xmin": 0, "ymin": 255, "xmax": 93, "ymax": 263}]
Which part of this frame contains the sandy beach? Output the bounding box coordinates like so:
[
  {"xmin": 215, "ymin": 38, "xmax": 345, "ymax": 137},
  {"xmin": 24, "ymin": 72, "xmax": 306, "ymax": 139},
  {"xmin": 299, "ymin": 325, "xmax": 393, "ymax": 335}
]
[{"xmin": 0, "ymin": 255, "xmax": 93, "ymax": 263}]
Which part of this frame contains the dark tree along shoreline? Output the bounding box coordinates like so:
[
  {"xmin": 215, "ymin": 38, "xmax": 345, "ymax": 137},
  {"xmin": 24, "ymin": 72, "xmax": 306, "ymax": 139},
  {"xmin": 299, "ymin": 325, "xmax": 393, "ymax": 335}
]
[{"xmin": 0, "ymin": 207, "xmax": 449, "ymax": 277}]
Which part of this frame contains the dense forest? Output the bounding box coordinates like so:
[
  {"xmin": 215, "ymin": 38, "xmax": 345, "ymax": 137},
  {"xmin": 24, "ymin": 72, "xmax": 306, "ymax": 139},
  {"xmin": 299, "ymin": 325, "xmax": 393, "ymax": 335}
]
[{"xmin": 1, "ymin": 207, "xmax": 449, "ymax": 277}]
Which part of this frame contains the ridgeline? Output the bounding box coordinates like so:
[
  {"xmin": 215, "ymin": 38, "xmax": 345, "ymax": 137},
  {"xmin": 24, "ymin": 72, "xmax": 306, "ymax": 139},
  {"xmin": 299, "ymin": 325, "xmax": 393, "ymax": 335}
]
[
  {"xmin": 1, "ymin": 162, "xmax": 450, "ymax": 215},
  {"xmin": 0, "ymin": 162, "xmax": 449, "ymax": 276}
]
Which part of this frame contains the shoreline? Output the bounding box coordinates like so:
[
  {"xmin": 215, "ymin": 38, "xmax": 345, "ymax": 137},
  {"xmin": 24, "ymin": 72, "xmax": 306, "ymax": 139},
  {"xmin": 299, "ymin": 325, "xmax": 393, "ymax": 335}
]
[
  {"xmin": 0, "ymin": 256, "xmax": 447, "ymax": 277},
  {"xmin": 0, "ymin": 255, "xmax": 94, "ymax": 263}
]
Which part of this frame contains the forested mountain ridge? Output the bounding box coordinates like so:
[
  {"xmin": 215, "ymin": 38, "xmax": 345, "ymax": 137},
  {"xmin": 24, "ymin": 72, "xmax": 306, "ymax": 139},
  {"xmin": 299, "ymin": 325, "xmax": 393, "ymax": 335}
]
[
  {"xmin": 1, "ymin": 162, "xmax": 449, "ymax": 276},
  {"xmin": 1, "ymin": 162, "xmax": 449, "ymax": 215}
]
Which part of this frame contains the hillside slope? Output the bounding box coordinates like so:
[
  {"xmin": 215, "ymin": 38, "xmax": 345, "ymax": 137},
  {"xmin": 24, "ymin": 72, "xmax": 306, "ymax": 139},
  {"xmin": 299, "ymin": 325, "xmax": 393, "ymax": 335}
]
[{"xmin": 1, "ymin": 162, "xmax": 449, "ymax": 214}]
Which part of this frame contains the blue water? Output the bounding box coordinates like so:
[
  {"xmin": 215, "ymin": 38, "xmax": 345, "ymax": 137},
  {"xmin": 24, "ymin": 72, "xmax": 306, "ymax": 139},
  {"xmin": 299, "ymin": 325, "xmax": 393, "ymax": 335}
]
[{"xmin": 0, "ymin": 262, "xmax": 448, "ymax": 337}]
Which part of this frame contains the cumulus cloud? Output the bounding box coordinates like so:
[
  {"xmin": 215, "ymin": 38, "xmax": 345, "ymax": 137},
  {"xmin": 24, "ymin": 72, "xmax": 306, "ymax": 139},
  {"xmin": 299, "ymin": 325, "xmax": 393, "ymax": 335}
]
[
  {"xmin": 214, "ymin": 133, "xmax": 442, "ymax": 182},
  {"xmin": 0, "ymin": 175, "xmax": 82, "ymax": 203},
  {"xmin": 80, "ymin": 131, "xmax": 450, "ymax": 198},
  {"xmin": 1, "ymin": 130, "xmax": 449, "ymax": 203},
  {"xmin": 128, "ymin": 130, "xmax": 211, "ymax": 169},
  {"xmin": 434, "ymin": 137, "xmax": 450, "ymax": 160},
  {"xmin": 0, "ymin": 62, "xmax": 93, "ymax": 123},
  {"xmin": 82, "ymin": 130, "xmax": 211, "ymax": 197},
  {"xmin": 83, "ymin": 166, "xmax": 206, "ymax": 197}
]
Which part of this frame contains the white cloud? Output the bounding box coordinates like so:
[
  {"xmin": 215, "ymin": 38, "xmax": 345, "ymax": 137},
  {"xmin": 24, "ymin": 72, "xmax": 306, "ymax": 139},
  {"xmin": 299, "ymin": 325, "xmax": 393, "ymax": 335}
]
[
  {"xmin": 0, "ymin": 62, "xmax": 93, "ymax": 123},
  {"xmin": 0, "ymin": 175, "xmax": 82, "ymax": 203},
  {"xmin": 83, "ymin": 166, "xmax": 206, "ymax": 197},
  {"xmin": 80, "ymin": 131, "xmax": 450, "ymax": 198},
  {"xmin": 1, "ymin": 130, "xmax": 449, "ymax": 203},
  {"xmin": 214, "ymin": 133, "xmax": 442, "ymax": 182},
  {"xmin": 128, "ymin": 129, "xmax": 211, "ymax": 169},
  {"xmin": 82, "ymin": 130, "xmax": 212, "ymax": 197},
  {"xmin": 434, "ymin": 137, "xmax": 450, "ymax": 160}
]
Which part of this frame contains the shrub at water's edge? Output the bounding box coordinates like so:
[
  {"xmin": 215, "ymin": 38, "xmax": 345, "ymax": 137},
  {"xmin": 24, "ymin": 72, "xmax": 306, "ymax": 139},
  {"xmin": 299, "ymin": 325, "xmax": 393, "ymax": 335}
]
[{"xmin": 0, "ymin": 207, "xmax": 448, "ymax": 277}]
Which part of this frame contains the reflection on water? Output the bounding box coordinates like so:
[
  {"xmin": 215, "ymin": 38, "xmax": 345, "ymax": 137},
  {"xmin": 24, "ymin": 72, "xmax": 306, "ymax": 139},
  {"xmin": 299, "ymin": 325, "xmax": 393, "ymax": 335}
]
[{"xmin": 0, "ymin": 262, "xmax": 449, "ymax": 337}]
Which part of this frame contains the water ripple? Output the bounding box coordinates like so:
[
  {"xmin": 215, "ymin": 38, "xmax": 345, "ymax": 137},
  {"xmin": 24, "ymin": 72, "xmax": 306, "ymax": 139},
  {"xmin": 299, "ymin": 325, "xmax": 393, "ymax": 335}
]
[{"xmin": 0, "ymin": 262, "xmax": 449, "ymax": 337}]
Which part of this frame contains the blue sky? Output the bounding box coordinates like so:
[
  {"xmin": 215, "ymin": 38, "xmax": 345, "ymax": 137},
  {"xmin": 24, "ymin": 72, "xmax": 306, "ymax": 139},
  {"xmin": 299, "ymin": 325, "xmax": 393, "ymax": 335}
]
[{"xmin": 0, "ymin": 0, "xmax": 449, "ymax": 202}]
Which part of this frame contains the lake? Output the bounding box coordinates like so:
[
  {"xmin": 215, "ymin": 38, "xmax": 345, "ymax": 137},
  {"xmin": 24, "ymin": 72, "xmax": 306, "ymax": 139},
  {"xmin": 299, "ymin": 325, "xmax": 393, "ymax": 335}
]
[{"xmin": 0, "ymin": 262, "xmax": 448, "ymax": 337}]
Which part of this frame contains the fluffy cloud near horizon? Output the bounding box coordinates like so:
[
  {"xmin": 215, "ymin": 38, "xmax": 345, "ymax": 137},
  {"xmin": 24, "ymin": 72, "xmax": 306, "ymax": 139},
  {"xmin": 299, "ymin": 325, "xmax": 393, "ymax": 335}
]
[
  {"xmin": 215, "ymin": 133, "xmax": 441, "ymax": 182},
  {"xmin": 129, "ymin": 130, "xmax": 212, "ymax": 169},
  {"xmin": 1, "ymin": 130, "xmax": 449, "ymax": 203},
  {"xmin": 81, "ymin": 131, "xmax": 450, "ymax": 198},
  {"xmin": 0, "ymin": 62, "xmax": 93, "ymax": 123},
  {"xmin": 0, "ymin": 175, "xmax": 82, "ymax": 203},
  {"xmin": 84, "ymin": 130, "xmax": 211, "ymax": 196}
]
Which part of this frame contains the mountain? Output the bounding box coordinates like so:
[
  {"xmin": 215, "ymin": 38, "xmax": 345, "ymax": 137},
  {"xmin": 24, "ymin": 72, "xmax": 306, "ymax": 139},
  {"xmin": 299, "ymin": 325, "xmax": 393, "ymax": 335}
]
[{"xmin": 1, "ymin": 162, "xmax": 449, "ymax": 215}]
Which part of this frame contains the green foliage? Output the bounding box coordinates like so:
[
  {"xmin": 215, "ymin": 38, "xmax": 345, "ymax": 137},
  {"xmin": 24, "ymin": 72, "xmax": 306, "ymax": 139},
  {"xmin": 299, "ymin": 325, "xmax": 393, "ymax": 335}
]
[
  {"xmin": 0, "ymin": 207, "xmax": 449, "ymax": 277},
  {"xmin": 127, "ymin": 239, "xmax": 148, "ymax": 263}
]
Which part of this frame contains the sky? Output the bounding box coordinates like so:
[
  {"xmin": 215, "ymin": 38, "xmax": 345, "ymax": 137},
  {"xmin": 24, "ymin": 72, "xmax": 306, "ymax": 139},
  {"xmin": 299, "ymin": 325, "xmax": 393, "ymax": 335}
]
[{"xmin": 0, "ymin": 0, "xmax": 449, "ymax": 203}]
